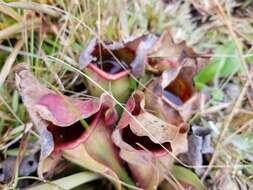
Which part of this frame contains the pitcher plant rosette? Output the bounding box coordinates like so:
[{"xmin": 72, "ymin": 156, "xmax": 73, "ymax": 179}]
[{"xmin": 14, "ymin": 29, "xmax": 206, "ymax": 190}]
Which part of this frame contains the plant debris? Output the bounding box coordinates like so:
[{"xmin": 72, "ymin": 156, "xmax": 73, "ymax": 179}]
[{"xmin": 178, "ymin": 126, "xmax": 213, "ymax": 176}]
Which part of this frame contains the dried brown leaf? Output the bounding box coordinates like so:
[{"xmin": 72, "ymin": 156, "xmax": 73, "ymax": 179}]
[{"xmin": 147, "ymin": 30, "xmax": 197, "ymax": 74}]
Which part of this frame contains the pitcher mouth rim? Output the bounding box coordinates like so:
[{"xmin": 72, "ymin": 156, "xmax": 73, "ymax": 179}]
[{"xmin": 85, "ymin": 63, "xmax": 129, "ymax": 81}]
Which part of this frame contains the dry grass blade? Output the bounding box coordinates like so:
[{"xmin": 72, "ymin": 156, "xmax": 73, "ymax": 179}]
[
  {"xmin": 0, "ymin": 44, "xmax": 42, "ymax": 59},
  {"xmin": 202, "ymin": 80, "xmax": 249, "ymax": 180},
  {"xmin": 0, "ymin": 2, "xmax": 60, "ymax": 17},
  {"xmin": 0, "ymin": 110, "xmax": 15, "ymax": 121},
  {"xmin": 214, "ymin": 0, "xmax": 253, "ymax": 88},
  {"xmin": 0, "ymin": 39, "xmax": 24, "ymax": 86},
  {"xmin": 224, "ymin": 119, "xmax": 253, "ymax": 146},
  {"xmin": 0, "ymin": 18, "xmax": 41, "ymax": 41},
  {"xmin": 40, "ymin": 50, "xmax": 65, "ymax": 91},
  {"xmin": 0, "ymin": 94, "xmax": 23, "ymax": 124},
  {"xmin": 0, "ymin": 2, "xmax": 22, "ymax": 21},
  {"xmin": 10, "ymin": 124, "xmax": 30, "ymax": 188}
]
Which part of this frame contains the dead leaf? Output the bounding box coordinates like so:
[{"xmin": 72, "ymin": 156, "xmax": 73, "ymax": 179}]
[
  {"xmin": 130, "ymin": 34, "xmax": 157, "ymax": 76},
  {"xmin": 147, "ymin": 30, "xmax": 197, "ymax": 74}
]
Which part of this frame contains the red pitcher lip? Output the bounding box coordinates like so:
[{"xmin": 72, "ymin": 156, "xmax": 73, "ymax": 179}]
[
  {"xmin": 80, "ymin": 35, "xmax": 157, "ymax": 78},
  {"xmin": 119, "ymin": 125, "xmax": 171, "ymax": 157},
  {"xmin": 52, "ymin": 112, "xmax": 101, "ymax": 154},
  {"xmin": 87, "ymin": 64, "xmax": 129, "ymax": 80},
  {"xmin": 37, "ymin": 93, "xmax": 117, "ymax": 155},
  {"xmin": 113, "ymin": 91, "xmax": 177, "ymax": 157}
]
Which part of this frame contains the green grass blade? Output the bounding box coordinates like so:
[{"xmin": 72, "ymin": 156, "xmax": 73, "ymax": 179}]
[
  {"xmin": 171, "ymin": 165, "xmax": 205, "ymax": 190},
  {"xmin": 26, "ymin": 172, "xmax": 100, "ymax": 190}
]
